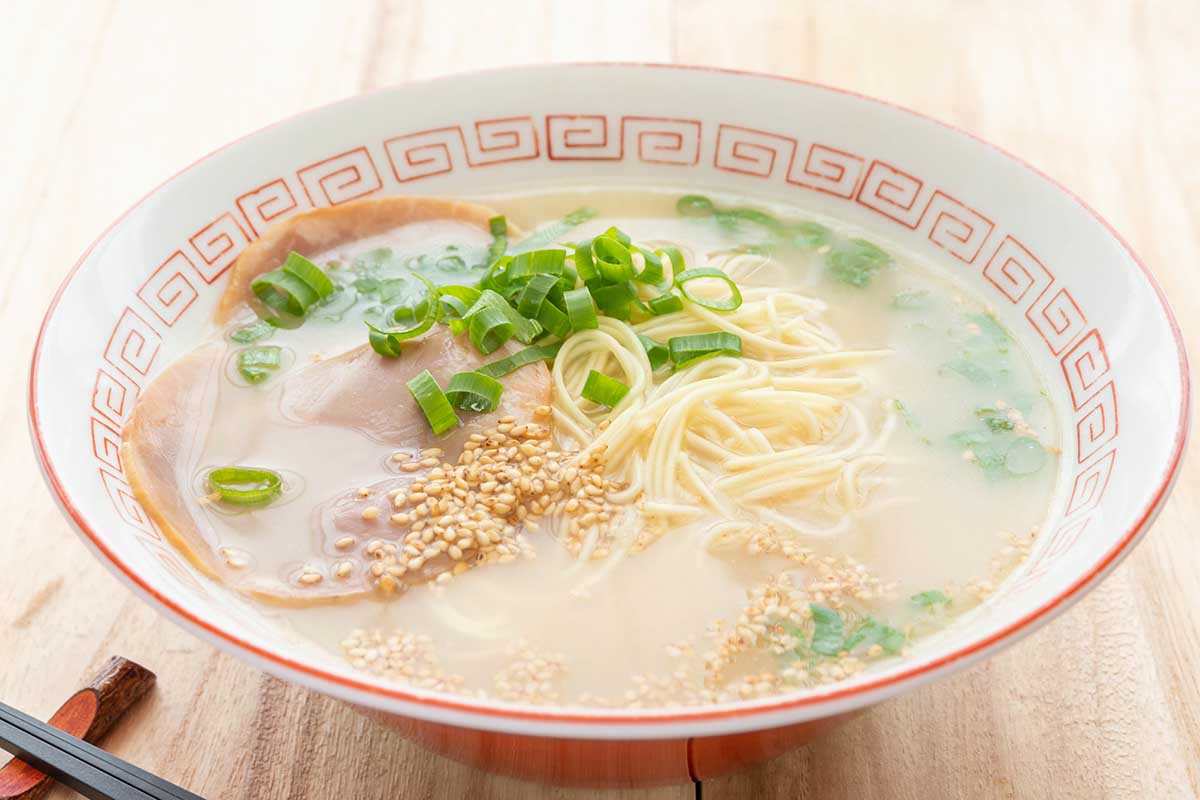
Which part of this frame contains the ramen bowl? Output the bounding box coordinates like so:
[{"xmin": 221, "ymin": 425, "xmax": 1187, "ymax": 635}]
[{"xmin": 29, "ymin": 64, "xmax": 1188, "ymax": 786}]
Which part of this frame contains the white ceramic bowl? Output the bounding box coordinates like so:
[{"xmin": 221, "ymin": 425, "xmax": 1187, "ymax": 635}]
[{"xmin": 29, "ymin": 64, "xmax": 1189, "ymax": 786}]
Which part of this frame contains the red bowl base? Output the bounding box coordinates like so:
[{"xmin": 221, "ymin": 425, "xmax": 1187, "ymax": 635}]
[{"xmin": 360, "ymin": 706, "xmax": 858, "ymax": 787}]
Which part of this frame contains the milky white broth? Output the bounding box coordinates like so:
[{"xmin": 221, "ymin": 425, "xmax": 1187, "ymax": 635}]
[{"xmin": 153, "ymin": 188, "xmax": 1058, "ymax": 706}]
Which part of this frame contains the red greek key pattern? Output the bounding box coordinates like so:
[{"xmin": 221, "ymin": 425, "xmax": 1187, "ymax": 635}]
[
  {"xmin": 623, "ymin": 117, "xmax": 701, "ymax": 165},
  {"xmin": 786, "ymin": 143, "xmax": 864, "ymax": 198},
  {"xmin": 471, "ymin": 117, "xmax": 540, "ymax": 164},
  {"xmin": 982, "ymin": 236, "xmax": 1052, "ymax": 305},
  {"xmin": 1028, "ymin": 286, "xmax": 1087, "ymax": 355},
  {"xmin": 297, "ymin": 147, "xmax": 383, "ymax": 206},
  {"xmin": 1075, "ymin": 382, "xmax": 1118, "ymax": 464},
  {"xmin": 384, "ymin": 127, "xmax": 462, "ymax": 182},
  {"xmin": 90, "ymin": 417, "xmax": 123, "ymax": 473},
  {"xmin": 237, "ymin": 178, "xmax": 303, "ymax": 236},
  {"xmin": 1066, "ymin": 449, "xmax": 1116, "ymax": 517},
  {"xmin": 918, "ymin": 191, "xmax": 994, "ymax": 264},
  {"xmin": 1061, "ymin": 329, "xmax": 1110, "ymax": 409},
  {"xmin": 188, "ymin": 212, "xmax": 250, "ymax": 284},
  {"xmin": 546, "ymin": 115, "xmax": 621, "ymax": 160},
  {"xmin": 714, "ymin": 124, "xmax": 796, "ymax": 178},
  {"xmin": 855, "ymin": 160, "xmax": 928, "ymax": 228},
  {"xmin": 103, "ymin": 308, "xmax": 160, "ymax": 386},
  {"xmin": 137, "ymin": 251, "xmax": 198, "ymax": 327},
  {"xmin": 92, "ymin": 368, "xmax": 137, "ymax": 429}
]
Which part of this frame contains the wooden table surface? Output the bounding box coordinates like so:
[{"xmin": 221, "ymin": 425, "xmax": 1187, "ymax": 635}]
[{"xmin": 3, "ymin": 2, "xmax": 1198, "ymax": 798}]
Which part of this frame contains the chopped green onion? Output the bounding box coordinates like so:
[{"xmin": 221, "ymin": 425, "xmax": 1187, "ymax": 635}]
[
  {"xmin": 591, "ymin": 282, "xmax": 636, "ymax": 321},
  {"xmin": 674, "ymin": 267, "xmax": 743, "ymax": 311},
  {"xmin": 536, "ymin": 300, "xmax": 571, "ymax": 338},
  {"xmin": 809, "ymin": 604, "xmax": 845, "ymax": 655},
  {"xmin": 581, "ymin": 370, "xmax": 630, "ymax": 408},
  {"xmin": 563, "ymin": 286, "xmax": 598, "ymax": 331},
  {"xmin": 476, "ymin": 343, "xmax": 562, "ymax": 379},
  {"xmin": 231, "ymin": 320, "xmax": 275, "ymax": 344},
  {"xmin": 468, "ymin": 306, "xmax": 515, "ymax": 355},
  {"xmin": 207, "ymin": 466, "xmax": 282, "ymax": 506},
  {"xmin": 574, "ymin": 239, "xmax": 599, "ymax": 282},
  {"xmin": 486, "ymin": 216, "xmax": 508, "ymax": 263},
  {"xmin": 406, "ymin": 370, "xmax": 460, "ymax": 436},
  {"xmin": 655, "ymin": 245, "xmax": 685, "ymax": 283},
  {"xmin": 366, "ymin": 273, "xmax": 438, "ymax": 357},
  {"xmin": 438, "ymin": 285, "xmax": 482, "ymax": 320},
  {"xmin": 668, "ymin": 332, "xmax": 743, "ymax": 368},
  {"xmin": 676, "ymin": 195, "xmax": 715, "ymax": 217},
  {"xmin": 647, "ymin": 293, "xmax": 684, "ymax": 315},
  {"xmin": 455, "ymin": 290, "xmax": 541, "ymax": 346},
  {"xmin": 637, "ymin": 334, "xmax": 669, "ymax": 370},
  {"xmin": 632, "ymin": 246, "xmax": 664, "ymax": 285},
  {"xmin": 516, "ymin": 273, "xmax": 561, "ymax": 317},
  {"xmin": 445, "ymin": 371, "xmax": 505, "ymax": 412},
  {"xmin": 507, "ymin": 249, "xmax": 566, "ymax": 283},
  {"xmin": 791, "ymin": 221, "xmax": 831, "ymax": 250},
  {"xmin": 237, "ymin": 346, "xmax": 282, "ymax": 384},
  {"xmin": 826, "ymin": 238, "xmax": 891, "ymax": 288},
  {"xmin": 591, "ymin": 235, "xmax": 635, "ymax": 283},
  {"xmin": 251, "ymin": 252, "xmax": 335, "ymax": 320}
]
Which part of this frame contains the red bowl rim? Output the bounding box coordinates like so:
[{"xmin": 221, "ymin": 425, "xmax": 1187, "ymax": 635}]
[{"xmin": 28, "ymin": 62, "xmax": 1191, "ymax": 730}]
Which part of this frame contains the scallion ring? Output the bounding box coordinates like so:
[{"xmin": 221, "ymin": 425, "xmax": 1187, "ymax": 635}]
[
  {"xmin": 467, "ymin": 306, "xmax": 515, "ymax": 355},
  {"xmin": 674, "ymin": 267, "xmax": 743, "ymax": 312},
  {"xmin": 406, "ymin": 370, "xmax": 460, "ymax": 436},
  {"xmin": 444, "ymin": 371, "xmax": 505, "ymax": 412},
  {"xmin": 207, "ymin": 466, "xmax": 282, "ymax": 506},
  {"xmin": 580, "ymin": 370, "xmax": 630, "ymax": 408},
  {"xmin": 667, "ymin": 332, "xmax": 743, "ymax": 369},
  {"xmin": 476, "ymin": 343, "xmax": 562, "ymax": 379},
  {"xmin": 563, "ymin": 286, "xmax": 598, "ymax": 331},
  {"xmin": 366, "ymin": 273, "xmax": 439, "ymax": 357}
]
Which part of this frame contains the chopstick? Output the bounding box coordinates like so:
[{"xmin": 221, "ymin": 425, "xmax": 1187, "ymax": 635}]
[{"xmin": 0, "ymin": 701, "xmax": 204, "ymax": 800}]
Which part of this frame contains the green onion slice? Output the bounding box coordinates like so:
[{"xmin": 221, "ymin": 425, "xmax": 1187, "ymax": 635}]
[
  {"xmin": 468, "ymin": 305, "xmax": 515, "ymax": 355},
  {"xmin": 655, "ymin": 245, "xmax": 686, "ymax": 282},
  {"xmin": 637, "ymin": 334, "xmax": 669, "ymax": 370},
  {"xmin": 406, "ymin": 370, "xmax": 460, "ymax": 436},
  {"xmin": 251, "ymin": 252, "xmax": 335, "ymax": 320},
  {"xmin": 580, "ymin": 370, "xmax": 630, "ymax": 408},
  {"xmin": 507, "ymin": 249, "xmax": 566, "ymax": 283},
  {"xmin": 237, "ymin": 346, "xmax": 282, "ymax": 384},
  {"xmin": 668, "ymin": 332, "xmax": 743, "ymax": 369},
  {"xmin": 444, "ymin": 371, "xmax": 505, "ymax": 412},
  {"xmin": 207, "ymin": 466, "xmax": 282, "ymax": 506},
  {"xmin": 487, "ymin": 216, "xmax": 508, "ymax": 263},
  {"xmin": 516, "ymin": 273, "xmax": 561, "ymax": 317},
  {"xmin": 563, "ymin": 286, "xmax": 598, "ymax": 331},
  {"xmin": 591, "ymin": 282, "xmax": 636, "ymax": 321},
  {"xmin": 536, "ymin": 300, "xmax": 571, "ymax": 338},
  {"xmin": 438, "ymin": 285, "xmax": 482, "ymax": 320},
  {"xmin": 631, "ymin": 247, "xmax": 664, "ymax": 286},
  {"xmin": 476, "ymin": 343, "xmax": 562, "ymax": 379},
  {"xmin": 591, "ymin": 235, "xmax": 636, "ymax": 283},
  {"xmin": 366, "ymin": 273, "xmax": 439, "ymax": 357},
  {"xmin": 231, "ymin": 320, "xmax": 275, "ymax": 344},
  {"xmin": 574, "ymin": 239, "xmax": 599, "ymax": 282},
  {"xmin": 647, "ymin": 292, "xmax": 684, "ymax": 315},
  {"xmin": 674, "ymin": 267, "xmax": 743, "ymax": 312},
  {"xmin": 509, "ymin": 207, "xmax": 597, "ymax": 254}
]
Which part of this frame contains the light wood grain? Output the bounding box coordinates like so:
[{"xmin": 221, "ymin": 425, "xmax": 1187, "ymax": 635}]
[{"xmin": 2, "ymin": 1, "xmax": 1197, "ymax": 798}]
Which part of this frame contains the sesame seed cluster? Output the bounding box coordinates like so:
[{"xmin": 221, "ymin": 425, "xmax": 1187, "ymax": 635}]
[{"xmin": 307, "ymin": 407, "xmax": 625, "ymax": 594}]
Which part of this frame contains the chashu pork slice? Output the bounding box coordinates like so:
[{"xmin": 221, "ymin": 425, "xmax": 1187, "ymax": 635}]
[
  {"xmin": 215, "ymin": 196, "xmax": 518, "ymax": 322},
  {"xmin": 122, "ymin": 332, "xmax": 552, "ymax": 606}
]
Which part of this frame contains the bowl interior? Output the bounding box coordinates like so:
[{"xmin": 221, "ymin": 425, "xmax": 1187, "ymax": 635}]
[{"xmin": 30, "ymin": 64, "xmax": 1187, "ymax": 738}]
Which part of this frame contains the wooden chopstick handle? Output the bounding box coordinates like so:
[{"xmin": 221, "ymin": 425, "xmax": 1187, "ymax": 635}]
[{"xmin": 0, "ymin": 657, "xmax": 156, "ymax": 800}]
